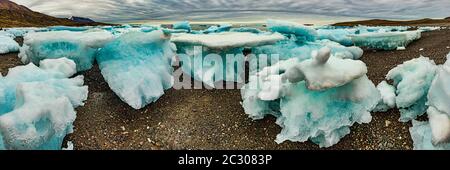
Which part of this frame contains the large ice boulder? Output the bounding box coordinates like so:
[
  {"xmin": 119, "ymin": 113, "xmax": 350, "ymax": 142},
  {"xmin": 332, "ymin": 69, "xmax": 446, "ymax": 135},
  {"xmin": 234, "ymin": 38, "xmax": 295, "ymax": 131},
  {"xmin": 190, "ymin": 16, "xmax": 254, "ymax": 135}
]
[
  {"xmin": 386, "ymin": 57, "xmax": 437, "ymax": 122},
  {"xmin": 0, "ymin": 35, "xmax": 20, "ymax": 54},
  {"xmin": 418, "ymin": 54, "xmax": 450, "ymax": 147},
  {"xmin": 172, "ymin": 32, "xmax": 285, "ymax": 88},
  {"xmin": 173, "ymin": 21, "xmax": 192, "ymax": 32},
  {"xmin": 317, "ymin": 28, "xmax": 356, "ymax": 46},
  {"xmin": 350, "ymin": 31, "xmax": 421, "ymax": 50},
  {"xmin": 267, "ymin": 20, "xmax": 318, "ymax": 42},
  {"xmin": 0, "ymin": 58, "xmax": 88, "ymax": 150},
  {"xmin": 241, "ymin": 47, "xmax": 380, "ymax": 147},
  {"xmin": 374, "ymin": 81, "xmax": 396, "ymax": 112},
  {"xmin": 410, "ymin": 120, "xmax": 450, "ymax": 150},
  {"xmin": 97, "ymin": 30, "xmax": 175, "ymax": 109},
  {"xmin": 19, "ymin": 30, "xmax": 115, "ymax": 71}
]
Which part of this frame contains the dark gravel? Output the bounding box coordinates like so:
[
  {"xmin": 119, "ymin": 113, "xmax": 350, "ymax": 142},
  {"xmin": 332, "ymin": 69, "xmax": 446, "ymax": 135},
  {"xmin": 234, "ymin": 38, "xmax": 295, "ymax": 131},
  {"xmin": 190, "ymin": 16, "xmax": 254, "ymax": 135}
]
[{"xmin": 1, "ymin": 29, "xmax": 449, "ymax": 150}]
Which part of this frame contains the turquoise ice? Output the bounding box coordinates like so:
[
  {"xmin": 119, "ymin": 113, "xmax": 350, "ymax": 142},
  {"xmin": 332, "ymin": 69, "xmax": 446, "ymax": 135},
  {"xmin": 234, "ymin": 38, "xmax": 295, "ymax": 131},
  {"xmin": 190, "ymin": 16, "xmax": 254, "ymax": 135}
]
[
  {"xmin": 0, "ymin": 35, "xmax": 20, "ymax": 54},
  {"xmin": 386, "ymin": 57, "xmax": 437, "ymax": 122},
  {"xmin": 241, "ymin": 47, "xmax": 380, "ymax": 147},
  {"xmin": 350, "ymin": 31, "xmax": 421, "ymax": 50},
  {"xmin": 19, "ymin": 30, "xmax": 114, "ymax": 71},
  {"xmin": 173, "ymin": 21, "xmax": 192, "ymax": 32},
  {"xmin": 0, "ymin": 58, "xmax": 88, "ymax": 150},
  {"xmin": 97, "ymin": 30, "xmax": 175, "ymax": 109}
]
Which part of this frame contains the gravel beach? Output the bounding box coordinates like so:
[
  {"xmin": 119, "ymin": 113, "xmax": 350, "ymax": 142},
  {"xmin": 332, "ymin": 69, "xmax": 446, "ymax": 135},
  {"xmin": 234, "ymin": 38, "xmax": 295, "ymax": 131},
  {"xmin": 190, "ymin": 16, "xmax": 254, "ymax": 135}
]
[{"xmin": 1, "ymin": 29, "xmax": 449, "ymax": 150}]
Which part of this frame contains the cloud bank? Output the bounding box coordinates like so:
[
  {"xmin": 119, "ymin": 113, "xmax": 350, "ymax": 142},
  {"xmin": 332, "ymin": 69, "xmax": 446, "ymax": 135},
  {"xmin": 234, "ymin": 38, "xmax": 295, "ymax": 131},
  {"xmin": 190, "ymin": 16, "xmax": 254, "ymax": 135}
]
[{"xmin": 10, "ymin": 0, "xmax": 450, "ymax": 22}]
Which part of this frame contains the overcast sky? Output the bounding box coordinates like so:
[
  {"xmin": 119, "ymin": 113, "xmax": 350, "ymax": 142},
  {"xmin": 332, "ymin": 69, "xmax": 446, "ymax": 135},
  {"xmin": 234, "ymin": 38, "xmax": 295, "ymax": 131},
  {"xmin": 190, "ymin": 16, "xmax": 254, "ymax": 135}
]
[{"xmin": 10, "ymin": 0, "xmax": 450, "ymax": 22}]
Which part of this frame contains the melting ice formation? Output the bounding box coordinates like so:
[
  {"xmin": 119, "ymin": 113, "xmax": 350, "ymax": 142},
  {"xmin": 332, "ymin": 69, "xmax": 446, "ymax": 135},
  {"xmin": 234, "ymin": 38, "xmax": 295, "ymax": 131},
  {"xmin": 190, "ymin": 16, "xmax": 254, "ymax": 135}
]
[
  {"xmin": 241, "ymin": 47, "xmax": 380, "ymax": 147},
  {"xmin": 172, "ymin": 32, "xmax": 285, "ymax": 87},
  {"xmin": 410, "ymin": 53, "xmax": 450, "ymax": 150},
  {"xmin": 97, "ymin": 30, "xmax": 176, "ymax": 109},
  {"xmin": 0, "ymin": 20, "xmax": 441, "ymax": 149},
  {"xmin": 0, "ymin": 58, "xmax": 88, "ymax": 150},
  {"xmin": 19, "ymin": 30, "xmax": 115, "ymax": 71},
  {"xmin": 350, "ymin": 31, "xmax": 421, "ymax": 50},
  {"xmin": 381, "ymin": 57, "xmax": 437, "ymax": 122},
  {"xmin": 0, "ymin": 34, "xmax": 20, "ymax": 54}
]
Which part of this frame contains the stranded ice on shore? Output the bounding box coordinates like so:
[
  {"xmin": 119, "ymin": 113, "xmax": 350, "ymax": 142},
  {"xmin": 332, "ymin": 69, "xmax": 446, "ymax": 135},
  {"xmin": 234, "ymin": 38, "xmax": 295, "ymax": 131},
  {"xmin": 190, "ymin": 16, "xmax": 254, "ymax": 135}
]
[{"xmin": 0, "ymin": 19, "xmax": 447, "ymax": 150}]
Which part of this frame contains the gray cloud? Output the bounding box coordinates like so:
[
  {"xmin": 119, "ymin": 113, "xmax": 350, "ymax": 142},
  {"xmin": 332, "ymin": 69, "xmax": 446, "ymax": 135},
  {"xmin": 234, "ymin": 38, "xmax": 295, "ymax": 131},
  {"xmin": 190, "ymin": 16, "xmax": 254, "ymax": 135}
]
[{"xmin": 10, "ymin": 0, "xmax": 450, "ymax": 22}]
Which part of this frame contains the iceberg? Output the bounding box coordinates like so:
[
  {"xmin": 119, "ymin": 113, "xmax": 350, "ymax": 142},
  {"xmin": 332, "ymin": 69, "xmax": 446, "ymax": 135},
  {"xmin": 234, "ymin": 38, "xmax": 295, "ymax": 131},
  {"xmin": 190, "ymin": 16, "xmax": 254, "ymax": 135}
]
[
  {"xmin": 230, "ymin": 27, "xmax": 263, "ymax": 34},
  {"xmin": 386, "ymin": 57, "xmax": 437, "ymax": 122},
  {"xmin": 172, "ymin": 21, "xmax": 192, "ymax": 32},
  {"xmin": 267, "ymin": 20, "xmax": 318, "ymax": 42},
  {"xmin": 350, "ymin": 31, "xmax": 421, "ymax": 50},
  {"xmin": 410, "ymin": 120, "xmax": 450, "ymax": 150},
  {"xmin": 374, "ymin": 81, "xmax": 396, "ymax": 112},
  {"xmin": 241, "ymin": 47, "xmax": 380, "ymax": 147},
  {"xmin": 0, "ymin": 58, "xmax": 88, "ymax": 150},
  {"xmin": 171, "ymin": 32, "xmax": 285, "ymax": 50},
  {"xmin": 48, "ymin": 26, "xmax": 91, "ymax": 32},
  {"xmin": 203, "ymin": 23, "xmax": 232, "ymax": 34},
  {"xmin": 0, "ymin": 35, "xmax": 20, "ymax": 54},
  {"xmin": 317, "ymin": 28, "xmax": 356, "ymax": 46},
  {"xmin": 19, "ymin": 30, "xmax": 114, "ymax": 71},
  {"xmin": 97, "ymin": 30, "xmax": 175, "ymax": 109},
  {"xmin": 173, "ymin": 32, "xmax": 285, "ymax": 87},
  {"xmin": 425, "ymin": 54, "xmax": 450, "ymax": 144}
]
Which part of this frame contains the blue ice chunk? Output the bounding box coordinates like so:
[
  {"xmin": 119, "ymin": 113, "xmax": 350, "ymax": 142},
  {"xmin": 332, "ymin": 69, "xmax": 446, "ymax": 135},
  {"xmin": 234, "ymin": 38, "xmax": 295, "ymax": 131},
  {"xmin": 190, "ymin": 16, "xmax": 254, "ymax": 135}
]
[
  {"xmin": 19, "ymin": 30, "xmax": 114, "ymax": 71},
  {"xmin": 173, "ymin": 21, "xmax": 191, "ymax": 32},
  {"xmin": 48, "ymin": 26, "xmax": 91, "ymax": 32},
  {"xmin": 428, "ymin": 54, "xmax": 450, "ymax": 117},
  {"xmin": 317, "ymin": 28, "xmax": 356, "ymax": 46},
  {"xmin": 266, "ymin": 20, "xmax": 318, "ymax": 42},
  {"xmin": 0, "ymin": 58, "xmax": 88, "ymax": 150},
  {"xmin": 203, "ymin": 23, "xmax": 232, "ymax": 34},
  {"xmin": 241, "ymin": 49, "xmax": 380, "ymax": 147},
  {"xmin": 172, "ymin": 32, "xmax": 285, "ymax": 87},
  {"xmin": 97, "ymin": 31, "xmax": 175, "ymax": 109},
  {"xmin": 230, "ymin": 27, "xmax": 262, "ymax": 34},
  {"xmin": 0, "ymin": 35, "xmax": 20, "ymax": 54},
  {"xmin": 374, "ymin": 81, "xmax": 396, "ymax": 112},
  {"xmin": 386, "ymin": 57, "xmax": 437, "ymax": 122},
  {"xmin": 425, "ymin": 53, "xmax": 450, "ymax": 144},
  {"xmin": 410, "ymin": 120, "xmax": 450, "ymax": 150},
  {"xmin": 350, "ymin": 31, "xmax": 421, "ymax": 50}
]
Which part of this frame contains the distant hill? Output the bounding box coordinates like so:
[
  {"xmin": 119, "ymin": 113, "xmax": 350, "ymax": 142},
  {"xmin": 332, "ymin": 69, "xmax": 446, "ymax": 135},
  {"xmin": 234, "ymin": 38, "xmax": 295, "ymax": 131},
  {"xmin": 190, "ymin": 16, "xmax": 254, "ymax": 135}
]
[
  {"xmin": 333, "ymin": 18, "xmax": 450, "ymax": 27},
  {"xmin": 68, "ymin": 16, "xmax": 96, "ymax": 23},
  {"xmin": 0, "ymin": 0, "xmax": 109, "ymax": 28}
]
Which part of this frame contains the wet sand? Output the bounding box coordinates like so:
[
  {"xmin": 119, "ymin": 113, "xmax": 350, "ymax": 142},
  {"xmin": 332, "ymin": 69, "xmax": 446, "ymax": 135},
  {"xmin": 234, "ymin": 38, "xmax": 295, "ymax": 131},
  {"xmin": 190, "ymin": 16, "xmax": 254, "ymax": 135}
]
[{"xmin": 1, "ymin": 29, "xmax": 449, "ymax": 150}]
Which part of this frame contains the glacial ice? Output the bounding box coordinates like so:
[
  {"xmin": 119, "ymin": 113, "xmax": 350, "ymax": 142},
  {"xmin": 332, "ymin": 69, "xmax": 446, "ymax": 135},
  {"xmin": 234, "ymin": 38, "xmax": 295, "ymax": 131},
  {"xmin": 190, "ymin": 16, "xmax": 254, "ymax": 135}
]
[
  {"xmin": 350, "ymin": 31, "xmax": 421, "ymax": 50},
  {"xmin": 374, "ymin": 81, "xmax": 396, "ymax": 112},
  {"xmin": 410, "ymin": 120, "xmax": 450, "ymax": 150},
  {"xmin": 0, "ymin": 58, "xmax": 88, "ymax": 150},
  {"xmin": 241, "ymin": 47, "xmax": 380, "ymax": 147},
  {"xmin": 48, "ymin": 26, "xmax": 91, "ymax": 32},
  {"xmin": 19, "ymin": 30, "xmax": 114, "ymax": 71},
  {"xmin": 425, "ymin": 55, "xmax": 450, "ymax": 145},
  {"xmin": 386, "ymin": 57, "xmax": 437, "ymax": 122},
  {"xmin": 230, "ymin": 27, "xmax": 263, "ymax": 34},
  {"xmin": 173, "ymin": 32, "xmax": 285, "ymax": 87},
  {"xmin": 283, "ymin": 47, "xmax": 367, "ymax": 90},
  {"xmin": 173, "ymin": 21, "xmax": 192, "ymax": 32},
  {"xmin": 203, "ymin": 23, "xmax": 233, "ymax": 34},
  {"xmin": 317, "ymin": 28, "xmax": 356, "ymax": 46},
  {"xmin": 0, "ymin": 35, "xmax": 20, "ymax": 54},
  {"xmin": 96, "ymin": 30, "xmax": 175, "ymax": 109},
  {"xmin": 267, "ymin": 20, "xmax": 318, "ymax": 42},
  {"xmin": 171, "ymin": 32, "xmax": 285, "ymax": 50}
]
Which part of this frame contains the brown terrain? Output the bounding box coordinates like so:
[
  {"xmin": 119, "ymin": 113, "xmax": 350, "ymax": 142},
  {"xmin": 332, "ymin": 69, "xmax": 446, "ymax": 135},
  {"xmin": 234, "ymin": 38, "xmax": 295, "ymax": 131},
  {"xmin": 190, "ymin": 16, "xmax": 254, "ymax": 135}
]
[
  {"xmin": 0, "ymin": 0, "xmax": 108, "ymax": 28},
  {"xmin": 1, "ymin": 28, "xmax": 449, "ymax": 150},
  {"xmin": 334, "ymin": 18, "xmax": 450, "ymax": 27}
]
